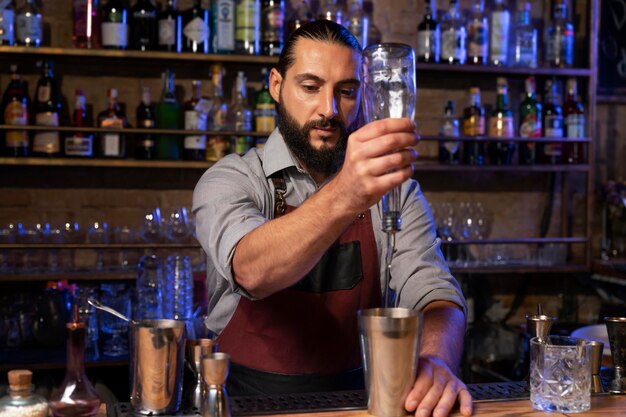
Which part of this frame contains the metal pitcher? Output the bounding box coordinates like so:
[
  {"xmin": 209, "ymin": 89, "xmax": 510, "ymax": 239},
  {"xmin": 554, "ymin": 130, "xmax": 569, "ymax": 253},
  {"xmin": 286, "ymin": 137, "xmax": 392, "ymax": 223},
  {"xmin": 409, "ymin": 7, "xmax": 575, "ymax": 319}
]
[{"xmin": 130, "ymin": 319, "xmax": 186, "ymax": 415}]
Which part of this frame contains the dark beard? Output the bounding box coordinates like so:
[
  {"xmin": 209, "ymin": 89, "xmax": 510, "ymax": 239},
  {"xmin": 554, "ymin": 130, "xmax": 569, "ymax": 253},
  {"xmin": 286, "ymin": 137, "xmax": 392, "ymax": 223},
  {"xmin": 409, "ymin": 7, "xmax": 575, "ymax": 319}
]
[{"xmin": 277, "ymin": 101, "xmax": 358, "ymax": 176}]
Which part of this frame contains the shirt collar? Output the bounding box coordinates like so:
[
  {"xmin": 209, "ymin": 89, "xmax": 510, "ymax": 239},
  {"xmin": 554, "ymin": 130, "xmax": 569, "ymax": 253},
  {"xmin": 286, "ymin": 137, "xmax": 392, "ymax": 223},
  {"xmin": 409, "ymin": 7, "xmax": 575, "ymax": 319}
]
[{"xmin": 262, "ymin": 128, "xmax": 302, "ymax": 178}]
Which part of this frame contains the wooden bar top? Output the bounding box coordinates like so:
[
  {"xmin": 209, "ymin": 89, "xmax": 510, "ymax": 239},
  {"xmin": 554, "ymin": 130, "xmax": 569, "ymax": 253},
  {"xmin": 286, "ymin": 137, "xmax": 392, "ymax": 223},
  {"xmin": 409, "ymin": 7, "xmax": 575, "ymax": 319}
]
[{"xmin": 258, "ymin": 394, "xmax": 626, "ymax": 417}]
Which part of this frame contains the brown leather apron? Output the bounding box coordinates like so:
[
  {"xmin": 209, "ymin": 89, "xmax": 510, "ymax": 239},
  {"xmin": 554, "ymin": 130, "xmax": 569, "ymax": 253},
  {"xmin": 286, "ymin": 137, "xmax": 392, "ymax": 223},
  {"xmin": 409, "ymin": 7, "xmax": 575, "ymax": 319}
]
[{"xmin": 218, "ymin": 173, "xmax": 381, "ymax": 393}]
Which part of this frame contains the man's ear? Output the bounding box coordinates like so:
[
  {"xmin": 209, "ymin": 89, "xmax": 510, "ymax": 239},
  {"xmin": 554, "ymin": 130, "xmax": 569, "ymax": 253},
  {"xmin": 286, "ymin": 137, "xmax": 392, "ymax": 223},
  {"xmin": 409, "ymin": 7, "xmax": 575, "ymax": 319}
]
[{"xmin": 269, "ymin": 68, "xmax": 282, "ymax": 103}]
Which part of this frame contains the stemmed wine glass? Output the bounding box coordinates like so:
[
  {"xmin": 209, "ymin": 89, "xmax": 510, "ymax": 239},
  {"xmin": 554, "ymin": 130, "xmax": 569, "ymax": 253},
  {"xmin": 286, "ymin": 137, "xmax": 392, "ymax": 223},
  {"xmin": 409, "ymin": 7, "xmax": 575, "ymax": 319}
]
[{"xmin": 362, "ymin": 43, "xmax": 417, "ymax": 307}]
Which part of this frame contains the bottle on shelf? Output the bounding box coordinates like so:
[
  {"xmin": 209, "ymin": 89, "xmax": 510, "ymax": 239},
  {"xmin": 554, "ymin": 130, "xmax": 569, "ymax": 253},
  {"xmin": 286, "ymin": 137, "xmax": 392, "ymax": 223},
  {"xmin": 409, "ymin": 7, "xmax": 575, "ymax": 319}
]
[
  {"xmin": 32, "ymin": 60, "xmax": 62, "ymax": 158},
  {"xmin": 0, "ymin": 0, "xmax": 15, "ymax": 46},
  {"xmin": 135, "ymin": 86, "xmax": 156, "ymax": 159},
  {"xmin": 466, "ymin": 0, "xmax": 488, "ymax": 65},
  {"xmin": 229, "ymin": 71, "xmax": 253, "ymax": 155},
  {"xmin": 212, "ymin": 0, "xmax": 235, "ymax": 54},
  {"xmin": 206, "ymin": 63, "xmax": 229, "ymax": 162},
  {"xmin": 0, "ymin": 370, "xmax": 48, "ymax": 417},
  {"xmin": 519, "ymin": 76, "xmax": 542, "ymax": 165},
  {"xmin": 1, "ymin": 65, "xmax": 29, "ymax": 157},
  {"xmin": 72, "ymin": 0, "xmax": 100, "ymax": 49},
  {"xmin": 130, "ymin": 0, "xmax": 158, "ymax": 51},
  {"xmin": 463, "ymin": 87, "xmax": 486, "ymax": 165},
  {"xmin": 158, "ymin": 0, "xmax": 181, "ymax": 52},
  {"xmin": 511, "ymin": 0, "xmax": 536, "ymax": 68},
  {"xmin": 365, "ymin": 1, "xmax": 382, "ymax": 45},
  {"xmin": 64, "ymin": 89, "xmax": 94, "ymax": 158},
  {"xmin": 439, "ymin": 100, "xmax": 461, "ymax": 165},
  {"xmin": 97, "ymin": 87, "xmax": 128, "ymax": 158},
  {"xmin": 541, "ymin": 78, "xmax": 564, "ymax": 164},
  {"xmin": 155, "ymin": 69, "xmax": 181, "ymax": 160},
  {"xmin": 285, "ymin": 0, "xmax": 314, "ymax": 40},
  {"xmin": 254, "ymin": 67, "xmax": 276, "ymax": 136},
  {"xmin": 318, "ymin": 0, "xmax": 342, "ymax": 25},
  {"xmin": 183, "ymin": 79, "xmax": 208, "ymax": 161},
  {"xmin": 488, "ymin": 77, "xmax": 515, "ymax": 164},
  {"xmin": 345, "ymin": 0, "xmax": 368, "ymax": 48},
  {"xmin": 563, "ymin": 77, "xmax": 585, "ymax": 163},
  {"xmin": 49, "ymin": 306, "xmax": 102, "ymax": 417},
  {"xmin": 417, "ymin": 0, "xmax": 440, "ymax": 63},
  {"xmin": 182, "ymin": 0, "xmax": 209, "ymax": 53},
  {"xmin": 101, "ymin": 0, "xmax": 128, "ymax": 50},
  {"xmin": 261, "ymin": 0, "xmax": 284, "ymax": 56},
  {"xmin": 489, "ymin": 0, "xmax": 510, "ymax": 66},
  {"xmin": 440, "ymin": 0, "xmax": 466, "ymax": 64},
  {"xmin": 235, "ymin": 0, "xmax": 260, "ymax": 55},
  {"xmin": 15, "ymin": 0, "xmax": 42, "ymax": 47},
  {"xmin": 545, "ymin": 0, "xmax": 574, "ymax": 68}
]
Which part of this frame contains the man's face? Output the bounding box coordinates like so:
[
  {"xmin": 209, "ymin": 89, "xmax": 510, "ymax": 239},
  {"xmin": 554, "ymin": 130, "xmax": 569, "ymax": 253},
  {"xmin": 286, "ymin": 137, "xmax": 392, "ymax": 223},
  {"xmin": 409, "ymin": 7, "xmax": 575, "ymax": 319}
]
[{"xmin": 270, "ymin": 38, "xmax": 362, "ymax": 174}]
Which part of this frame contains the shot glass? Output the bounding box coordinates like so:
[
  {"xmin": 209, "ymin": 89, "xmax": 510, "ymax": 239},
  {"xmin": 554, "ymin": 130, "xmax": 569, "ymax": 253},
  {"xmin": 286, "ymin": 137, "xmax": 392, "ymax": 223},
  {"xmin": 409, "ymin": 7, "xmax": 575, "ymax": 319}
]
[{"xmin": 530, "ymin": 336, "xmax": 592, "ymax": 413}]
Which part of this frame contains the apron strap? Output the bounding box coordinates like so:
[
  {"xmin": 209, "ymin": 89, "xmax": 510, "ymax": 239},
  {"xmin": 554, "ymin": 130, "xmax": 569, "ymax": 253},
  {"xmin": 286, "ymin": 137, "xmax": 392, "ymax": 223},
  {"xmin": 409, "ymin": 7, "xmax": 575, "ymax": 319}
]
[{"xmin": 270, "ymin": 172, "xmax": 287, "ymax": 216}]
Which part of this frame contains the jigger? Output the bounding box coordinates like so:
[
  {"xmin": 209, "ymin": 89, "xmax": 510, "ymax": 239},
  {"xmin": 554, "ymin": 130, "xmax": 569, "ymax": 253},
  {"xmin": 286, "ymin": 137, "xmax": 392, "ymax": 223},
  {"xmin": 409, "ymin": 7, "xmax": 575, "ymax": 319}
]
[
  {"xmin": 605, "ymin": 317, "xmax": 626, "ymax": 393},
  {"xmin": 590, "ymin": 340, "xmax": 604, "ymax": 394},
  {"xmin": 184, "ymin": 339, "xmax": 218, "ymax": 410},
  {"xmin": 525, "ymin": 314, "xmax": 555, "ymax": 343},
  {"xmin": 201, "ymin": 352, "xmax": 231, "ymax": 417}
]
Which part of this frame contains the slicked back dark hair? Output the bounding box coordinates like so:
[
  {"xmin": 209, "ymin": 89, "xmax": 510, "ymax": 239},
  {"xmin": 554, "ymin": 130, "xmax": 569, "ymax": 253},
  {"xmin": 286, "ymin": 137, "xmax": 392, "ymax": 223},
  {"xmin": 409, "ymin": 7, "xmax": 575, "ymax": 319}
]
[{"xmin": 276, "ymin": 19, "xmax": 362, "ymax": 77}]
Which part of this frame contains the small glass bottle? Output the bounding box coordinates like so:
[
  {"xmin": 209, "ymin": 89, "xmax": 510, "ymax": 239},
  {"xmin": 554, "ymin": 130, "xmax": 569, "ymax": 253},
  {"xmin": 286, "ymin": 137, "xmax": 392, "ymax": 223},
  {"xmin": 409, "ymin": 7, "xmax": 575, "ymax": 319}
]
[
  {"xmin": 439, "ymin": 100, "xmax": 461, "ymax": 165},
  {"xmin": 49, "ymin": 306, "xmax": 102, "ymax": 417},
  {"xmin": 0, "ymin": 370, "xmax": 48, "ymax": 417}
]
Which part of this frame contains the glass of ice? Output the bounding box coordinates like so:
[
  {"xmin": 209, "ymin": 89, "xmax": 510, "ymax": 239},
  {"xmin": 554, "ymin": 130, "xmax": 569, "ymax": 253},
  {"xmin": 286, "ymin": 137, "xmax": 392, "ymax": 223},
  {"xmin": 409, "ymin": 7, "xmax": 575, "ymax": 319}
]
[{"xmin": 530, "ymin": 336, "xmax": 592, "ymax": 413}]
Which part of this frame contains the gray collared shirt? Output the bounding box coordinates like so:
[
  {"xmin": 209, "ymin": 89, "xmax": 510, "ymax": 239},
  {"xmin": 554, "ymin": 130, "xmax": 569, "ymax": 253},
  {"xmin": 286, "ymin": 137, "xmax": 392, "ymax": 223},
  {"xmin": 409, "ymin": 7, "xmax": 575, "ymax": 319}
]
[{"xmin": 192, "ymin": 129, "xmax": 467, "ymax": 335}]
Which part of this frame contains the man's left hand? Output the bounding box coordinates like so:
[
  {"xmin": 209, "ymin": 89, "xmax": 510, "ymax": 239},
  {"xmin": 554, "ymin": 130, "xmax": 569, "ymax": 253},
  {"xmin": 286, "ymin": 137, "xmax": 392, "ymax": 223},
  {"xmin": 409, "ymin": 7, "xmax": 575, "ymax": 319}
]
[{"xmin": 404, "ymin": 355, "xmax": 473, "ymax": 417}]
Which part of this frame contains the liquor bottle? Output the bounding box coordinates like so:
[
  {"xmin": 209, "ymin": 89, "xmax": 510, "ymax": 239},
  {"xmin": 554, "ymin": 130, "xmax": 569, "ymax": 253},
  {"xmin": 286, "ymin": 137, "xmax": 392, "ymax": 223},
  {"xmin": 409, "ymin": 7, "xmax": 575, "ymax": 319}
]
[
  {"xmin": 365, "ymin": 2, "xmax": 382, "ymax": 45},
  {"xmin": 0, "ymin": 1, "xmax": 15, "ymax": 46},
  {"xmin": 489, "ymin": 0, "xmax": 510, "ymax": 66},
  {"xmin": 0, "ymin": 370, "xmax": 49, "ymax": 417},
  {"xmin": 229, "ymin": 71, "xmax": 253, "ymax": 155},
  {"xmin": 235, "ymin": 0, "xmax": 260, "ymax": 55},
  {"xmin": 135, "ymin": 86, "xmax": 156, "ymax": 159},
  {"xmin": 15, "ymin": 0, "xmax": 42, "ymax": 47},
  {"xmin": 101, "ymin": 0, "xmax": 128, "ymax": 49},
  {"xmin": 440, "ymin": 0, "xmax": 466, "ymax": 64},
  {"xmin": 254, "ymin": 67, "xmax": 276, "ymax": 133},
  {"xmin": 345, "ymin": 0, "xmax": 368, "ymax": 47},
  {"xmin": 518, "ymin": 77, "xmax": 542, "ymax": 164},
  {"xmin": 318, "ymin": 0, "xmax": 342, "ymax": 25},
  {"xmin": 64, "ymin": 89, "xmax": 94, "ymax": 158},
  {"xmin": 512, "ymin": 0, "xmax": 536, "ymax": 68},
  {"xmin": 155, "ymin": 69, "xmax": 181, "ymax": 160},
  {"xmin": 183, "ymin": 80, "xmax": 208, "ymax": 161},
  {"xmin": 73, "ymin": 0, "xmax": 100, "ymax": 48},
  {"xmin": 261, "ymin": 0, "xmax": 284, "ymax": 56},
  {"xmin": 182, "ymin": 0, "xmax": 210, "ymax": 53},
  {"xmin": 206, "ymin": 64, "xmax": 229, "ymax": 161},
  {"xmin": 212, "ymin": 0, "xmax": 235, "ymax": 54},
  {"xmin": 130, "ymin": 0, "xmax": 158, "ymax": 51},
  {"xmin": 563, "ymin": 78, "xmax": 585, "ymax": 163},
  {"xmin": 439, "ymin": 100, "xmax": 461, "ymax": 165},
  {"xmin": 1, "ymin": 65, "xmax": 29, "ymax": 156},
  {"xmin": 417, "ymin": 0, "xmax": 440, "ymax": 63},
  {"xmin": 462, "ymin": 87, "xmax": 485, "ymax": 165},
  {"xmin": 488, "ymin": 77, "xmax": 515, "ymax": 164},
  {"xmin": 541, "ymin": 79, "xmax": 563, "ymax": 164},
  {"xmin": 546, "ymin": 0, "xmax": 574, "ymax": 68},
  {"xmin": 158, "ymin": 0, "xmax": 181, "ymax": 52},
  {"xmin": 32, "ymin": 60, "xmax": 62, "ymax": 158},
  {"xmin": 49, "ymin": 307, "xmax": 102, "ymax": 417},
  {"xmin": 466, "ymin": 0, "xmax": 487, "ymax": 65},
  {"xmin": 285, "ymin": 0, "xmax": 313, "ymax": 40},
  {"xmin": 97, "ymin": 88, "xmax": 128, "ymax": 158}
]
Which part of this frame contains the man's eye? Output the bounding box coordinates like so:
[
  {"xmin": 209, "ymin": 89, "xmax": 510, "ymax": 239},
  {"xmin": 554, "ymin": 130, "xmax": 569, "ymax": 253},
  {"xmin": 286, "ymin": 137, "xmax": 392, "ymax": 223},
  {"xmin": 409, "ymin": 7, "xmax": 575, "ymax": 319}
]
[
  {"xmin": 340, "ymin": 88, "xmax": 357, "ymax": 98},
  {"xmin": 302, "ymin": 85, "xmax": 319, "ymax": 92}
]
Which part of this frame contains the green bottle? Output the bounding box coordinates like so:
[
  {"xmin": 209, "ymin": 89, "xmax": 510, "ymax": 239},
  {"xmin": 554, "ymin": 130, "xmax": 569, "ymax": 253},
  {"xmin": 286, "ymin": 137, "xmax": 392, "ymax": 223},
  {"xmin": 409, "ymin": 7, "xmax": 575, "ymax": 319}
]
[
  {"xmin": 155, "ymin": 69, "xmax": 181, "ymax": 160},
  {"xmin": 518, "ymin": 76, "xmax": 542, "ymax": 165},
  {"xmin": 254, "ymin": 67, "xmax": 276, "ymax": 135}
]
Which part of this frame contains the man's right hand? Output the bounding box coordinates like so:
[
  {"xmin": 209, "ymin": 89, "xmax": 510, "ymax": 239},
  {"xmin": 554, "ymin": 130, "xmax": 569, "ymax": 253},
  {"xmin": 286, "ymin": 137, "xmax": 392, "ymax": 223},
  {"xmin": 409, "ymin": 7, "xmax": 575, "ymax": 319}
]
[{"xmin": 329, "ymin": 117, "xmax": 419, "ymax": 216}]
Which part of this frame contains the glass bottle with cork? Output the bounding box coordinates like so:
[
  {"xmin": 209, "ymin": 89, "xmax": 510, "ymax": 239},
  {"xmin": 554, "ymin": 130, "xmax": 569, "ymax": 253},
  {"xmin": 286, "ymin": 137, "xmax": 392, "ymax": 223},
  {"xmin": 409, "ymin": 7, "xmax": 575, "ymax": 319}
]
[
  {"xmin": 155, "ymin": 69, "xmax": 182, "ymax": 160},
  {"xmin": 417, "ymin": 0, "xmax": 440, "ymax": 63},
  {"xmin": 541, "ymin": 78, "xmax": 564, "ymax": 164},
  {"xmin": 462, "ymin": 87, "xmax": 486, "ymax": 165},
  {"xmin": 0, "ymin": 370, "xmax": 48, "ymax": 417},
  {"xmin": 97, "ymin": 87, "xmax": 128, "ymax": 158},
  {"xmin": 563, "ymin": 77, "xmax": 585, "ymax": 163},
  {"xmin": 64, "ymin": 89, "xmax": 94, "ymax": 158},
  {"xmin": 49, "ymin": 305, "xmax": 102, "ymax": 417},
  {"xmin": 2, "ymin": 64, "xmax": 29, "ymax": 156},
  {"xmin": 519, "ymin": 76, "xmax": 542, "ymax": 165},
  {"xmin": 488, "ymin": 77, "xmax": 515, "ymax": 165},
  {"xmin": 32, "ymin": 60, "xmax": 62, "ymax": 158}
]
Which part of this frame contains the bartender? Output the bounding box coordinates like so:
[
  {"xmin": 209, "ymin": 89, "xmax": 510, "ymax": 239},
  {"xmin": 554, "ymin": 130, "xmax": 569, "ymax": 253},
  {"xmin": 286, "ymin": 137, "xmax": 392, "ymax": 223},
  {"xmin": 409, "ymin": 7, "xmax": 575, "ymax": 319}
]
[{"xmin": 193, "ymin": 20, "xmax": 472, "ymax": 417}]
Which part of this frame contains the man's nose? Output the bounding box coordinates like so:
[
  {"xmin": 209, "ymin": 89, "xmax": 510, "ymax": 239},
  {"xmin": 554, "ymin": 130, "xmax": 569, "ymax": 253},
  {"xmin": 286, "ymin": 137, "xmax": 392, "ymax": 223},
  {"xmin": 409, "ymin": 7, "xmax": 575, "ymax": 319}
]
[{"xmin": 318, "ymin": 90, "xmax": 339, "ymax": 120}]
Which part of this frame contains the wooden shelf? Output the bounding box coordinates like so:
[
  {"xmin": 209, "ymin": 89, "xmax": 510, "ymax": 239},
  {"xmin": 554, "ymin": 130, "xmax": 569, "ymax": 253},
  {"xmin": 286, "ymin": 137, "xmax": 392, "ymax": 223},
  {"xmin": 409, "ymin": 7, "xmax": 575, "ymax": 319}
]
[
  {"xmin": 0, "ymin": 270, "xmax": 138, "ymax": 282},
  {"xmin": 414, "ymin": 62, "xmax": 592, "ymax": 77},
  {"xmin": 0, "ymin": 350, "xmax": 128, "ymax": 371},
  {"xmin": 0, "ymin": 124, "xmax": 272, "ymax": 137},
  {"xmin": 0, "ymin": 156, "xmax": 213, "ymax": 169},
  {"xmin": 441, "ymin": 237, "xmax": 588, "ymax": 245},
  {"xmin": 413, "ymin": 161, "xmax": 590, "ymax": 172},
  {"xmin": 0, "ymin": 45, "xmax": 279, "ymax": 65},
  {"xmin": 420, "ymin": 135, "xmax": 592, "ymax": 143},
  {"xmin": 0, "ymin": 243, "xmax": 201, "ymax": 250},
  {"xmin": 451, "ymin": 264, "xmax": 589, "ymax": 274}
]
